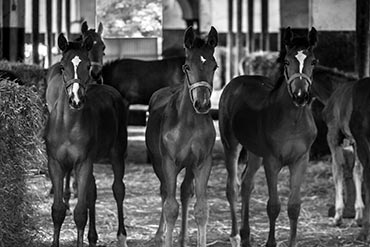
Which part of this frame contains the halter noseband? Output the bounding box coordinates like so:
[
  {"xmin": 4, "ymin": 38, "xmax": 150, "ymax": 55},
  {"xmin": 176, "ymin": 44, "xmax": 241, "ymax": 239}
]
[
  {"xmin": 62, "ymin": 71, "xmax": 86, "ymax": 95},
  {"xmin": 286, "ymin": 72, "xmax": 312, "ymax": 86},
  {"xmin": 182, "ymin": 64, "xmax": 213, "ymax": 105},
  {"xmin": 90, "ymin": 61, "xmax": 102, "ymax": 68}
]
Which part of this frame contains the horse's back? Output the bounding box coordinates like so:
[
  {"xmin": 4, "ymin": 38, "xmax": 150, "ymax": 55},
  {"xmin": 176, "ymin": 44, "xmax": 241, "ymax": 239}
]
[
  {"xmin": 322, "ymin": 81, "xmax": 354, "ymax": 128},
  {"xmin": 220, "ymin": 75, "xmax": 274, "ymax": 114},
  {"xmin": 351, "ymin": 77, "xmax": 370, "ymax": 141},
  {"xmin": 103, "ymin": 57, "xmax": 185, "ymax": 104}
]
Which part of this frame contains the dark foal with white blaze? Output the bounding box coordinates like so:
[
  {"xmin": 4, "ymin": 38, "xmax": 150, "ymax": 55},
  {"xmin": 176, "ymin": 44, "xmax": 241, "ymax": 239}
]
[
  {"xmin": 145, "ymin": 26, "xmax": 218, "ymax": 247},
  {"xmin": 219, "ymin": 27, "xmax": 318, "ymax": 247},
  {"xmin": 46, "ymin": 21, "xmax": 105, "ymax": 113},
  {"xmin": 45, "ymin": 34, "xmax": 128, "ymax": 247}
]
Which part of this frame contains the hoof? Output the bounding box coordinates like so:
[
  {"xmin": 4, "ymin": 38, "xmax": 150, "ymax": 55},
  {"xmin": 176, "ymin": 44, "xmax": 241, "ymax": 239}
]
[
  {"xmin": 154, "ymin": 235, "xmax": 165, "ymax": 247},
  {"xmin": 357, "ymin": 231, "xmax": 368, "ymax": 242},
  {"xmin": 356, "ymin": 218, "xmax": 363, "ymax": 227},
  {"xmin": 343, "ymin": 207, "xmax": 356, "ymax": 219},
  {"xmin": 266, "ymin": 242, "xmax": 276, "ymax": 247},
  {"xmin": 117, "ymin": 233, "xmax": 128, "ymax": 247},
  {"xmin": 230, "ymin": 234, "xmax": 241, "ymax": 247},
  {"xmin": 331, "ymin": 217, "xmax": 343, "ymax": 227}
]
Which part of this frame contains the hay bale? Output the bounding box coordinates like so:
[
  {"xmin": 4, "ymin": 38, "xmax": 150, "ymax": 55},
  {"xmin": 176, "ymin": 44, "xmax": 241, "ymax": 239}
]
[
  {"xmin": 0, "ymin": 79, "xmax": 46, "ymax": 247},
  {"xmin": 0, "ymin": 60, "xmax": 47, "ymax": 100}
]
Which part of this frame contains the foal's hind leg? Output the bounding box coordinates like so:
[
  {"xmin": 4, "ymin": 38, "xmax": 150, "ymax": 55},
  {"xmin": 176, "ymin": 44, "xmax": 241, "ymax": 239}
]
[
  {"xmin": 240, "ymin": 152, "xmax": 262, "ymax": 247},
  {"xmin": 180, "ymin": 168, "xmax": 195, "ymax": 246},
  {"xmin": 327, "ymin": 126, "xmax": 345, "ymax": 226},
  {"xmin": 74, "ymin": 160, "xmax": 93, "ymax": 247},
  {"xmin": 87, "ymin": 174, "xmax": 98, "ymax": 246},
  {"xmin": 224, "ymin": 142, "xmax": 242, "ymax": 246},
  {"xmin": 352, "ymin": 148, "xmax": 364, "ymax": 226},
  {"xmin": 48, "ymin": 157, "xmax": 67, "ymax": 247},
  {"xmin": 287, "ymin": 154, "xmax": 309, "ymax": 247},
  {"xmin": 193, "ymin": 156, "xmax": 212, "ymax": 247},
  {"xmin": 110, "ymin": 152, "xmax": 128, "ymax": 247},
  {"xmin": 264, "ymin": 157, "xmax": 283, "ymax": 247}
]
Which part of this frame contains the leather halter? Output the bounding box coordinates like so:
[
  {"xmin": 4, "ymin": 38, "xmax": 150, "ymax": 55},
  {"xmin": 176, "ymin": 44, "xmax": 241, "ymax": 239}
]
[
  {"xmin": 286, "ymin": 72, "xmax": 312, "ymax": 86},
  {"xmin": 182, "ymin": 64, "xmax": 213, "ymax": 108},
  {"xmin": 62, "ymin": 71, "xmax": 86, "ymax": 95}
]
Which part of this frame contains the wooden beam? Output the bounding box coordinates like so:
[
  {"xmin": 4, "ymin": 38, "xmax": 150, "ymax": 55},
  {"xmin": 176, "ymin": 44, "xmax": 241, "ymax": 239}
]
[
  {"xmin": 235, "ymin": 0, "xmax": 243, "ymax": 75},
  {"xmin": 356, "ymin": 0, "xmax": 370, "ymax": 78},
  {"xmin": 261, "ymin": 0, "xmax": 269, "ymax": 51},
  {"xmin": 66, "ymin": 0, "xmax": 71, "ymax": 39},
  {"xmin": 32, "ymin": 0, "xmax": 39, "ymax": 65},
  {"xmin": 226, "ymin": 0, "xmax": 234, "ymax": 83},
  {"xmin": 248, "ymin": 0, "xmax": 254, "ymax": 53},
  {"xmin": 46, "ymin": 0, "xmax": 52, "ymax": 67}
]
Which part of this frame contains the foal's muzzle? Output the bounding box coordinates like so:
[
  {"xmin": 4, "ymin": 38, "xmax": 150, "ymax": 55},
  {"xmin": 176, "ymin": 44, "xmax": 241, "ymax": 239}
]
[
  {"xmin": 189, "ymin": 81, "xmax": 213, "ymax": 114},
  {"xmin": 65, "ymin": 79, "xmax": 86, "ymax": 110},
  {"xmin": 89, "ymin": 62, "xmax": 103, "ymax": 84},
  {"xmin": 287, "ymin": 73, "xmax": 312, "ymax": 107}
]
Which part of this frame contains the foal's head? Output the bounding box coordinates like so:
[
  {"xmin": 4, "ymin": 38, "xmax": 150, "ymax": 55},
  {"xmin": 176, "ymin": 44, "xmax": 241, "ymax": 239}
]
[
  {"xmin": 183, "ymin": 26, "xmax": 218, "ymax": 114},
  {"xmin": 58, "ymin": 33, "xmax": 93, "ymax": 110},
  {"xmin": 81, "ymin": 21, "xmax": 105, "ymax": 83},
  {"xmin": 283, "ymin": 27, "xmax": 318, "ymax": 107}
]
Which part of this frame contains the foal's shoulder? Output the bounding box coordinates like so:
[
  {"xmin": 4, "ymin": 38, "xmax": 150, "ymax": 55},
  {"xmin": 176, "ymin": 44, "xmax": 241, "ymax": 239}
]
[{"xmin": 148, "ymin": 84, "xmax": 183, "ymax": 112}]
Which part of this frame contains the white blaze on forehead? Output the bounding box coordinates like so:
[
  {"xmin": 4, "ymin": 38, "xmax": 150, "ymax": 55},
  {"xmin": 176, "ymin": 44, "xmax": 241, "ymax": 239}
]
[
  {"xmin": 200, "ymin": 55, "xmax": 206, "ymax": 64},
  {"xmin": 71, "ymin": 56, "xmax": 81, "ymax": 79},
  {"xmin": 295, "ymin": 50, "xmax": 306, "ymax": 74}
]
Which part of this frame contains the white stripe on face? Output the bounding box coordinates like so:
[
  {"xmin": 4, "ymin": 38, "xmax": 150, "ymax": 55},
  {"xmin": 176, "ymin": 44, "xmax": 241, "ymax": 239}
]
[
  {"xmin": 295, "ymin": 50, "xmax": 307, "ymax": 74},
  {"xmin": 70, "ymin": 56, "xmax": 82, "ymax": 105},
  {"xmin": 200, "ymin": 55, "xmax": 206, "ymax": 64}
]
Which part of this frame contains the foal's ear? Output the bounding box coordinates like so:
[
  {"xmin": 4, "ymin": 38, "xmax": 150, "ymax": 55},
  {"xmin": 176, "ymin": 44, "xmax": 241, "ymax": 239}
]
[
  {"xmin": 308, "ymin": 27, "xmax": 318, "ymax": 47},
  {"xmin": 207, "ymin": 26, "xmax": 218, "ymax": 48},
  {"xmin": 284, "ymin": 26, "xmax": 293, "ymax": 47},
  {"xmin": 58, "ymin": 33, "xmax": 68, "ymax": 52},
  {"xmin": 81, "ymin": 21, "xmax": 88, "ymax": 35},
  {"xmin": 83, "ymin": 35, "xmax": 94, "ymax": 51},
  {"xmin": 184, "ymin": 26, "xmax": 195, "ymax": 49},
  {"xmin": 97, "ymin": 22, "xmax": 104, "ymax": 35}
]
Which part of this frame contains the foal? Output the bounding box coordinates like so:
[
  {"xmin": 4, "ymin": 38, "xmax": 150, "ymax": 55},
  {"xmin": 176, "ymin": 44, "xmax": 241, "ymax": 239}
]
[
  {"xmin": 45, "ymin": 34, "xmax": 128, "ymax": 247},
  {"xmin": 145, "ymin": 26, "xmax": 218, "ymax": 247},
  {"xmin": 46, "ymin": 21, "xmax": 105, "ymax": 112},
  {"xmin": 219, "ymin": 27, "xmax": 318, "ymax": 247}
]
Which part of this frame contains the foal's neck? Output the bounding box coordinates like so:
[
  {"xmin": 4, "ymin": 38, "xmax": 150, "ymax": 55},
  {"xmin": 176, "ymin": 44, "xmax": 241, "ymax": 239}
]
[{"xmin": 177, "ymin": 80, "xmax": 198, "ymax": 122}]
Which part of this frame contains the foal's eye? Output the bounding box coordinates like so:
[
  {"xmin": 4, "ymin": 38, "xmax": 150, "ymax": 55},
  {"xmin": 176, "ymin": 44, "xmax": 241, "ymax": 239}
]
[
  {"xmin": 311, "ymin": 59, "xmax": 318, "ymax": 66},
  {"xmin": 183, "ymin": 64, "xmax": 190, "ymax": 71},
  {"xmin": 284, "ymin": 60, "xmax": 290, "ymax": 66}
]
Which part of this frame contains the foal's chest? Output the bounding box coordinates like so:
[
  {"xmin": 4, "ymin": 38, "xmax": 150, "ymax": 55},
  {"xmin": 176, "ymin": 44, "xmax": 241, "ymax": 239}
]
[{"xmin": 161, "ymin": 120, "xmax": 216, "ymax": 163}]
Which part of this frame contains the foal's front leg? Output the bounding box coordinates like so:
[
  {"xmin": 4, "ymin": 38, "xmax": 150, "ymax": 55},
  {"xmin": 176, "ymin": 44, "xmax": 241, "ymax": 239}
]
[
  {"xmin": 74, "ymin": 160, "xmax": 93, "ymax": 247},
  {"xmin": 287, "ymin": 154, "xmax": 308, "ymax": 247},
  {"xmin": 264, "ymin": 157, "xmax": 282, "ymax": 247},
  {"xmin": 162, "ymin": 156, "xmax": 179, "ymax": 247},
  {"xmin": 48, "ymin": 157, "xmax": 67, "ymax": 247},
  {"xmin": 193, "ymin": 156, "xmax": 212, "ymax": 247}
]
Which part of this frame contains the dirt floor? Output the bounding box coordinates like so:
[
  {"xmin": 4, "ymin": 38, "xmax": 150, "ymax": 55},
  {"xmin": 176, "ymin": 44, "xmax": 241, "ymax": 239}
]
[{"xmin": 27, "ymin": 124, "xmax": 369, "ymax": 247}]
